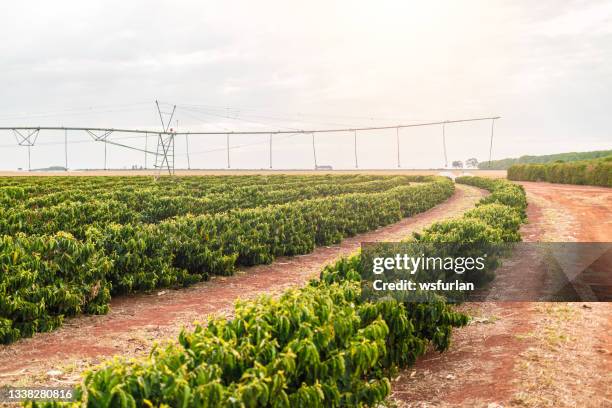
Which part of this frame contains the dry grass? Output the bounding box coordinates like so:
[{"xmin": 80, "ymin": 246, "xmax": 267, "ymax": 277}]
[{"xmin": 510, "ymin": 302, "xmax": 612, "ymax": 407}]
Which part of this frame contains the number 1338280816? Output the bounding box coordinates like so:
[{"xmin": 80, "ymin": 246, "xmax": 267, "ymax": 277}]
[{"xmin": 0, "ymin": 387, "xmax": 76, "ymax": 402}]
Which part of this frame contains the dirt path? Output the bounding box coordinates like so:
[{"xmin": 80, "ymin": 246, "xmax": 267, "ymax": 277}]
[
  {"xmin": 392, "ymin": 182, "xmax": 612, "ymax": 407},
  {"xmin": 0, "ymin": 184, "xmax": 485, "ymax": 387}
]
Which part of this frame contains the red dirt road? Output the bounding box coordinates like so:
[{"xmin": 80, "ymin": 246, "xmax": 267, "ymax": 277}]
[
  {"xmin": 392, "ymin": 182, "xmax": 612, "ymax": 407},
  {"xmin": 0, "ymin": 184, "xmax": 485, "ymax": 386}
]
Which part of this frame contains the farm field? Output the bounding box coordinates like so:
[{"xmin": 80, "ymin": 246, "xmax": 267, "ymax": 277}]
[
  {"xmin": 0, "ymin": 173, "xmax": 609, "ymax": 407},
  {"xmin": 1, "ymin": 174, "xmax": 459, "ymax": 344},
  {"xmin": 0, "ymin": 182, "xmax": 485, "ymax": 387},
  {"xmin": 0, "ymin": 173, "xmax": 530, "ymax": 406}
]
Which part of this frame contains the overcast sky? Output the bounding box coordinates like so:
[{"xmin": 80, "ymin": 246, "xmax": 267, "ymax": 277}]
[{"xmin": 1, "ymin": 0, "xmax": 611, "ymax": 170}]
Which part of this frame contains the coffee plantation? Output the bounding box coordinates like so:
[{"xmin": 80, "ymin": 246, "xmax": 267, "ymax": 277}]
[
  {"xmin": 1, "ymin": 175, "xmax": 454, "ymax": 344},
  {"xmin": 21, "ymin": 176, "xmax": 527, "ymax": 407}
]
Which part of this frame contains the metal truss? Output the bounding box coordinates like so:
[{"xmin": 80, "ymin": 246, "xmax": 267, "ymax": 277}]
[
  {"xmin": 86, "ymin": 129, "xmax": 113, "ymax": 170},
  {"xmin": 12, "ymin": 128, "xmax": 40, "ymax": 170},
  {"xmin": 154, "ymin": 101, "xmax": 176, "ymax": 175},
  {"xmin": 0, "ymin": 115, "xmax": 499, "ymax": 173}
]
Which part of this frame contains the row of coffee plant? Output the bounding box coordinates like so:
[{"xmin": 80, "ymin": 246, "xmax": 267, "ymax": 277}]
[
  {"xmin": 0, "ymin": 174, "xmax": 380, "ymax": 200},
  {"xmin": 413, "ymin": 176, "xmax": 527, "ymax": 286},
  {"xmin": 39, "ymin": 177, "xmax": 526, "ymax": 407},
  {"xmin": 57, "ymin": 279, "xmax": 466, "ymax": 407},
  {"xmin": 0, "ymin": 177, "xmax": 414, "ymax": 238},
  {"xmin": 11, "ymin": 176, "xmax": 403, "ymax": 210},
  {"xmin": 2, "ymin": 175, "xmax": 383, "ymax": 210},
  {"xmin": 0, "ymin": 175, "xmax": 387, "ymax": 208}
]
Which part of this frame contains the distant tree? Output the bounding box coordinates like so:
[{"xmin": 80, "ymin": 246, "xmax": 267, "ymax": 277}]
[
  {"xmin": 478, "ymin": 149, "xmax": 612, "ymax": 170},
  {"xmin": 452, "ymin": 160, "xmax": 463, "ymax": 169},
  {"xmin": 466, "ymin": 158, "xmax": 478, "ymax": 168}
]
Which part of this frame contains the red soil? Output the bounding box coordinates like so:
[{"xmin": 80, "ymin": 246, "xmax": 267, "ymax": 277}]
[{"xmin": 392, "ymin": 182, "xmax": 612, "ymax": 407}]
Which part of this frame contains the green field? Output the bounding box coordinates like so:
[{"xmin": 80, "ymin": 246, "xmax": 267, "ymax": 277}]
[
  {"xmin": 1, "ymin": 174, "xmax": 457, "ymax": 344},
  {"xmin": 0, "ymin": 175, "xmax": 528, "ymax": 406}
]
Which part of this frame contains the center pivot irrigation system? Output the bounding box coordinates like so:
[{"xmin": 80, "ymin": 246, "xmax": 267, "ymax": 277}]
[{"xmin": 1, "ymin": 102, "xmax": 500, "ymax": 174}]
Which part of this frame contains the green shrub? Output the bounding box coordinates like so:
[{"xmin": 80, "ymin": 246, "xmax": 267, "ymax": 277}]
[
  {"xmin": 34, "ymin": 265, "xmax": 466, "ymax": 407},
  {"xmin": 0, "ymin": 232, "xmax": 112, "ymax": 344},
  {"xmin": 507, "ymin": 158, "xmax": 612, "ymax": 187},
  {"xmin": 478, "ymin": 149, "xmax": 612, "ymax": 170},
  {"xmin": 456, "ymin": 176, "xmax": 527, "ymax": 219},
  {"xmin": 464, "ymin": 204, "xmax": 522, "ymax": 242},
  {"xmin": 411, "ymin": 177, "xmax": 528, "ymax": 285}
]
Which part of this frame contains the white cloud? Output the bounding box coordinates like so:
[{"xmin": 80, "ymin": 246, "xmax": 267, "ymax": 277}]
[{"xmin": 0, "ymin": 0, "xmax": 610, "ymax": 170}]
